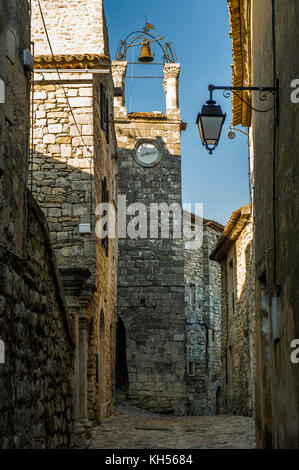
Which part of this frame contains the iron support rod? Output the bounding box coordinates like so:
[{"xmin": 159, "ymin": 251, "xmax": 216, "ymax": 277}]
[
  {"xmin": 208, "ymin": 84, "xmax": 276, "ymax": 92},
  {"xmin": 127, "ymin": 62, "xmax": 164, "ymax": 65},
  {"xmin": 207, "ymin": 83, "xmax": 278, "ymax": 114},
  {"xmin": 125, "ymin": 76, "xmax": 164, "ymax": 79}
]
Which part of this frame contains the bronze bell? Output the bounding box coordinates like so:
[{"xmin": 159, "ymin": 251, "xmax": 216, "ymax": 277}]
[{"xmin": 138, "ymin": 39, "xmax": 154, "ymax": 63}]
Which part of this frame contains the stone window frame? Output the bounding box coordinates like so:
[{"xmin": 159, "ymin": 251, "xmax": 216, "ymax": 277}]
[
  {"xmin": 101, "ymin": 176, "xmax": 109, "ymax": 256},
  {"xmin": 187, "ymin": 360, "xmax": 195, "ymax": 377},
  {"xmin": 189, "ymin": 281, "xmax": 196, "ymax": 310},
  {"xmin": 0, "ymin": 338, "xmax": 5, "ymax": 364},
  {"xmin": 0, "ymin": 78, "xmax": 4, "ymax": 104},
  {"xmin": 133, "ymin": 138, "xmax": 163, "ymax": 168},
  {"xmin": 95, "ymin": 353, "xmax": 99, "ymax": 385},
  {"xmin": 226, "ymin": 345, "xmax": 233, "ymax": 391},
  {"xmin": 209, "ymin": 328, "xmax": 215, "ymax": 343},
  {"xmin": 228, "ymin": 258, "xmax": 235, "ymax": 316}
]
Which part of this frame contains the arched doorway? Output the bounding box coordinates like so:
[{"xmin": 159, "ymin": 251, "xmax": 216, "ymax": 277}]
[
  {"xmin": 115, "ymin": 316, "xmax": 128, "ymax": 400},
  {"xmin": 216, "ymin": 387, "xmax": 222, "ymax": 414},
  {"xmin": 214, "ymin": 380, "xmax": 222, "ymax": 414},
  {"xmin": 99, "ymin": 309, "xmax": 106, "ymax": 416}
]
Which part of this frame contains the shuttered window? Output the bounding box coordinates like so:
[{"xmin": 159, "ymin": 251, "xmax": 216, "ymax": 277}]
[
  {"xmin": 100, "ymin": 83, "xmax": 109, "ymax": 143},
  {"xmin": 101, "ymin": 176, "xmax": 109, "ymax": 256}
]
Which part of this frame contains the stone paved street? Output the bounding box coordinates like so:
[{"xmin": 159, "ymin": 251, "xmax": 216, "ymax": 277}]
[{"xmin": 88, "ymin": 402, "xmax": 256, "ymax": 449}]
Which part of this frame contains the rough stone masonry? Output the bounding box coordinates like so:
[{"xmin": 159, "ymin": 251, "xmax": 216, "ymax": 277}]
[
  {"xmin": 30, "ymin": 0, "xmax": 119, "ymax": 447},
  {"xmin": 184, "ymin": 213, "xmax": 223, "ymax": 415},
  {"xmin": 113, "ymin": 60, "xmax": 187, "ymax": 415},
  {"xmin": 0, "ymin": 0, "xmax": 74, "ymax": 449},
  {"xmin": 112, "ymin": 57, "xmax": 223, "ymax": 416}
]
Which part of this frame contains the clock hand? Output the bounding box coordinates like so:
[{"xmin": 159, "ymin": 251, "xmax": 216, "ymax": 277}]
[{"xmin": 141, "ymin": 150, "xmax": 155, "ymax": 156}]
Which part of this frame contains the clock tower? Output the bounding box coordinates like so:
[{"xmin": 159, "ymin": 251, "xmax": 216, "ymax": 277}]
[{"xmin": 112, "ymin": 30, "xmax": 187, "ymax": 414}]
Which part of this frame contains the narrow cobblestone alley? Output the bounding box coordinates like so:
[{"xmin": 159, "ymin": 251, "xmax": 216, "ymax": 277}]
[
  {"xmin": 2, "ymin": 0, "xmax": 299, "ymax": 452},
  {"xmin": 88, "ymin": 401, "xmax": 256, "ymax": 449}
]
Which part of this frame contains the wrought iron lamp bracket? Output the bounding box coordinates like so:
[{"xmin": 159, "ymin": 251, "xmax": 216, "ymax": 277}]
[{"xmin": 208, "ymin": 83, "xmax": 279, "ymax": 122}]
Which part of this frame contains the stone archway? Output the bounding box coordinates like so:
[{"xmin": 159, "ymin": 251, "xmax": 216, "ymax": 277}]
[
  {"xmin": 115, "ymin": 316, "xmax": 128, "ymax": 401},
  {"xmin": 214, "ymin": 380, "xmax": 222, "ymax": 414}
]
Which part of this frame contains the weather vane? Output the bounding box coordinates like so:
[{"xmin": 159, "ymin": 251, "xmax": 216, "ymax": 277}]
[{"xmin": 144, "ymin": 14, "xmax": 155, "ymax": 34}]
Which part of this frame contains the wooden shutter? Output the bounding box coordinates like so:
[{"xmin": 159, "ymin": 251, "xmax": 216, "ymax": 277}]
[
  {"xmin": 100, "ymin": 83, "xmax": 109, "ymax": 143},
  {"xmin": 101, "ymin": 177, "xmax": 109, "ymax": 256},
  {"xmin": 105, "ymin": 95, "xmax": 109, "ymax": 144}
]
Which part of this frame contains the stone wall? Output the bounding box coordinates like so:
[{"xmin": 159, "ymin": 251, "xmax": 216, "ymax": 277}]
[
  {"xmin": 115, "ymin": 117, "xmax": 186, "ymax": 414},
  {"xmin": 227, "ymin": 0, "xmax": 299, "ymax": 447},
  {"xmin": 250, "ymin": 0, "xmax": 299, "ymax": 448},
  {"xmin": 31, "ymin": 70, "xmax": 118, "ymax": 424},
  {"xmin": 31, "ymin": 0, "xmax": 118, "ymax": 432},
  {"xmin": 113, "ymin": 61, "xmax": 187, "ymax": 415},
  {"xmin": 0, "ymin": 192, "xmax": 75, "ymax": 449},
  {"xmin": 31, "ymin": 72, "xmax": 117, "ymax": 424},
  {"xmin": 0, "ymin": 0, "xmax": 75, "ymax": 449},
  {"xmin": 31, "ymin": 0, "xmax": 109, "ymax": 57},
  {"xmin": 0, "ymin": 0, "xmax": 30, "ymax": 255},
  {"xmin": 31, "ymin": 76, "xmax": 96, "ymax": 268},
  {"xmin": 211, "ymin": 205, "xmax": 255, "ymax": 417},
  {"xmin": 93, "ymin": 72, "xmax": 118, "ymax": 420},
  {"xmin": 184, "ymin": 214, "xmax": 223, "ymax": 415}
]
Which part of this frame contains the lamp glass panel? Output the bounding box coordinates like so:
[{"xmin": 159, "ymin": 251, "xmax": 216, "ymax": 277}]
[
  {"xmin": 200, "ymin": 116, "xmax": 223, "ymax": 144},
  {"xmin": 197, "ymin": 120, "xmax": 205, "ymax": 144}
]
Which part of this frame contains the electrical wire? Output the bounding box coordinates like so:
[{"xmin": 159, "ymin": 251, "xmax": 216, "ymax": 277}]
[
  {"xmin": 36, "ymin": 0, "xmax": 90, "ymax": 152},
  {"xmin": 129, "ymin": 46, "xmax": 134, "ymax": 113},
  {"xmin": 36, "ymin": 0, "xmax": 94, "ymax": 222}
]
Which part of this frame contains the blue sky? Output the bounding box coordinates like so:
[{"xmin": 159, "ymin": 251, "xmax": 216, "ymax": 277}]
[{"xmin": 104, "ymin": 0, "xmax": 250, "ymax": 226}]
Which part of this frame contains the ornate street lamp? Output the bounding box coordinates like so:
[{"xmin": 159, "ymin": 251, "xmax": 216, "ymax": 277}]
[
  {"xmin": 197, "ymin": 83, "xmax": 278, "ymax": 155},
  {"xmin": 196, "ymin": 92, "xmax": 226, "ymax": 155}
]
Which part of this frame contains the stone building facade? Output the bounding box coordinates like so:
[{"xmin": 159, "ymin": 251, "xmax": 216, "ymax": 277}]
[
  {"xmin": 113, "ymin": 59, "xmax": 188, "ymax": 414},
  {"xmin": 0, "ymin": 0, "xmax": 30, "ymax": 254},
  {"xmin": 112, "ymin": 52, "xmax": 224, "ymax": 415},
  {"xmin": 31, "ymin": 0, "xmax": 118, "ymax": 445},
  {"xmin": 210, "ymin": 204, "xmax": 255, "ymax": 417},
  {"xmin": 184, "ymin": 212, "xmax": 223, "ymax": 415},
  {"xmin": 0, "ymin": 0, "xmax": 74, "ymax": 448},
  {"xmin": 227, "ymin": 0, "xmax": 299, "ymax": 448}
]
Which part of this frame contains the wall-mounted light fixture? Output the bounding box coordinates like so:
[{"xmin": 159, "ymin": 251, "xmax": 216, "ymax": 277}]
[
  {"xmin": 197, "ymin": 83, "xmax": 278, "ymax": 155},
  {"xmin": 196, "ymin": 93, "xmax": 227, "ymax": 155}
]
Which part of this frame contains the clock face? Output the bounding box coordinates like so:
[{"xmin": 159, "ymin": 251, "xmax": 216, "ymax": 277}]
[{"xmin": 135, "ymin": 141, "xmax": 160, "ymax": 167}]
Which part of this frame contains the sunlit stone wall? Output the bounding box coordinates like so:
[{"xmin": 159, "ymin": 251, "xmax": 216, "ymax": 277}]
[{"xmin": 31, "ymin": 0, "xmax": 109, "ymax": 57}]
